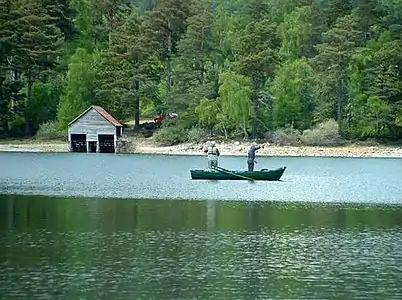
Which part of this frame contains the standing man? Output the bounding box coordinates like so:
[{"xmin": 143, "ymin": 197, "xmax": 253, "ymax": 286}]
[
  {"xmin": 203, "ymin": 141, "xmax": 220, "ymax": 170},
  {"xmin": 247, "ymin": 142, "xmax": 261, "ymax": 172}
]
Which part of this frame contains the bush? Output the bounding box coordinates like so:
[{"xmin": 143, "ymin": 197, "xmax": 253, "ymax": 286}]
[
  {"xmin": 300, "ymin": 119, "xmax": 343, "ymax": 146},
  {"xmin": 8, "ymin": 115, "xmax": 26, "ymax": 137},
  {"xmin": 118, "ymin": 138, "xmax": 137, "ymax": 153},
  {"xmin": 187, "ymin": 127, "xmax": 208, "ymax": 143},
  {"xmin": 153, "ymin": 125, "xmax": 188, "ymax": 146},
  {"xmin": 35, "ymin": 121, "xmax": 66, "ymax": 140},
  {"xmin": 267, "ymin": 127, "xmax": 301, "ymax": 146}
]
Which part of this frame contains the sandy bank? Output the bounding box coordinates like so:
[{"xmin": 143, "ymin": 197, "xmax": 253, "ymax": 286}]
[
  {"xmin": 133, "ymin": 140, "xmax": 402, "ymax": 158},
  {"xmin": 0, "ymin": 142, "xmax": 68, "ymax": 153},
  {"xmin": 1, "ymin": 137, "xmax": 402, "ymax": 158}
]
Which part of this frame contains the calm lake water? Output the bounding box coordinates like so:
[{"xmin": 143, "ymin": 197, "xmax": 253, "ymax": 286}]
[
  {"xmin": 1, "ymin": 152, "xmax": 402, "ymax": 203},
  {"xmin": 1, "ymin": 152, "xmax": 402, "ymax": 299}
]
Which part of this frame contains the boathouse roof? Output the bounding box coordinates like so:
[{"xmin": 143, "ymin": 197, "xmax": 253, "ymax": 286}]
[{"xmin": 68, "ymin": 105, "xmax": 123, "ymax": 127}]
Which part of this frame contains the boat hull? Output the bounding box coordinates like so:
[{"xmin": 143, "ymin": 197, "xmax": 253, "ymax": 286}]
[{"xmin": 190, "ymin": 167, "xmax": 286, "ymax": 181}]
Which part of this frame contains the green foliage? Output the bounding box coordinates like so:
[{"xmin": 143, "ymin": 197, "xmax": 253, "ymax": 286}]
[
  {"xmin": 171, "ymin": 0, "xmax": 217, "ymax": 113},
  {"xmin": 311, "ymin": 12, "xmax": 364, "ymax": 125},
  {"xmin": 347, "ymin": 29, "xmax": 402, "ymax": 139},
  {"xmin": 8, "ymin": 114, "xmax": 26, "ymax": 137},
  {"xmin": 232, "ymin": 13, "xmax": 279, "ymax": 138},
  {"xmin": 153, "ymin": 124, "xmax": 187, "ymax": 146},
  {"xmin": 35, "ymin": 120, "xmax": 65, "ymax": 140},
  {"xmin": 269, "ymin": 127, "xmax": 301, "ymax": 146},
  {"xmin": 187, "ymin": 127, "xmax": 208, "ymax": 143},
  {"xmin": 217, "ymin": 71, "xmax": 253, "ymax": 138},
  {"xmin": 300, "ymin": 119, "xmax": 343, "ymax": 146},
  {"xmin": 279, "ymin": 6, "xmax": 312, "ymax": 59},
  {"xmin": 1, "ymin": 0, "xmax": 402, "ymax": 143},
  {"xmin": 57, "ymin": 48, "xmax": 99, "ymax": 130},
  {"xmin": 26, "ymin": 81, "xmax": 60, "ymax": 133},
  {"xmin": 271, "ymin": 58, "xmax": 316, "ymax": 129},
  {"xmin": 195, "ymin": 98, "xmax": 219, "ymax": 133}
]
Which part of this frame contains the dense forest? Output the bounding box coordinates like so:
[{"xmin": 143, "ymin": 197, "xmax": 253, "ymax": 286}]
[{"xmin": 1, "ymin": 0, "xmax": 402, "ymax": 145}]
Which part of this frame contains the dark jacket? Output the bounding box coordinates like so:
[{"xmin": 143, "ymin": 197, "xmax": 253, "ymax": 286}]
[{"xmin": 248, "ymin": 145, "xmax": 261, "ymax": 161}]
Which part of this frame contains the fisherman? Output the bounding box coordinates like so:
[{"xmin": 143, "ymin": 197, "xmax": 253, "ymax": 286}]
[
  {"xmin": 203, "ymin": 141, "xmax": 220, "ymax": 170},
  {"xmin": 247, "ymin": 142, "xmax": 262, "ymax": 172}
]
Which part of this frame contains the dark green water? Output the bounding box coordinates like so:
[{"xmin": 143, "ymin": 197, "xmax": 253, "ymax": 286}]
[{"xmin": 1, "ymin": 195, "xmax": 402, "ymax": 299}]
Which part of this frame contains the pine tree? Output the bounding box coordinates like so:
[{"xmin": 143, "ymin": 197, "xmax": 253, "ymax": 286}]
[
  {"xmin": 57, "ymin": 48, "xmax": 99, "ymax": 129},
  {"xmin": 233, "ymin": 18, "xmax": 279, "ymax": 138},
  {"xmin": 90, "ymin": 0, "xmax": 131, "ymax": 49},
  {"xmin": 141, "ymin": 0, "xmax": 190, "ymax": 109},
  {"xmin": 172, "ymin": 0, "xmax": 216, "ymax": 111},
  {"xmin": 347, "ymin": 30, "xmax": 402, "ymax": 138},
  {"xmin": 0, "ymin": 0, "xmax": 24, "ymax": 134},
  {"xmin": 13, "ymin": 0, "xmax": 64, "ymax": 135},
  {"xmin": 311, "ymin": 13, "xmax": 363, "ymax": 129},
  {"xmin": 95, "ymin": 6, "xmax": 162, "ymax": 129},
  {"xmin": 39, "ymin": 0, "xmax": 76, "ymax": 40}
]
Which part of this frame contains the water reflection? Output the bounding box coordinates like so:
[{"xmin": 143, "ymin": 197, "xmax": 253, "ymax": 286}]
[{"xmin": 1, "ymin": 195, "xmax": 402, "ymax": 299}]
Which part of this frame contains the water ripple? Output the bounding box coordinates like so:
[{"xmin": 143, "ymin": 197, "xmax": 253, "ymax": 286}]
[{"xmin": 1, "ymin": 228, "xmax": 402, "ymax": 299}]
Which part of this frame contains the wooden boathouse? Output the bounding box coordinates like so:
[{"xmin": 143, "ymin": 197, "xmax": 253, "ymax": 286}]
[{"xmin": 68, "ymin": 105, "xmax": 123, "ymax": 153}]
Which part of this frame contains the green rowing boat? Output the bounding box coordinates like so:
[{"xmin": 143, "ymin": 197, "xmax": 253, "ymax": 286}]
[{"xmin": 190, "ymin": 166, "xmax": 287, "ymax": 181}]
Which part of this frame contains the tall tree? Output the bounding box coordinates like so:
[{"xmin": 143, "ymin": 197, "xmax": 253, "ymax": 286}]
[
  {"xmin": 271, "ymin": 58, "xmax": 316, "ymax": 129},
  {"xmin": 0, "ymin": 0, "xmax": 21, "ymax": 134},
  {"xmin": 217, "ymin": 70, "xmax": 253, "ymax": 139},
  {"xmin": 233, "ymin": 18, "xmax": 279, "ymax": 138},
  {"xmin": 141, "ymin": 0, "xmax": 190, "ymax": 110},
  {"xmin": 311, "ymin": 13, "xmax": 363, "ymax": 129},
  {"xmin": 172, "ymin": 0, "xmax": 216, "ymax": 111},
  {"xmin": 40, "ymin": 0, "xmax": 76, "ymax": 40},
  {"xmin": 69, "ymin": 0, "xmax": 96, "ymax": 50},
  {"xmin": 90, "ymin": 0, "xmax": 131, "ymax": 49},
  {"xmin": 347, "ymin": 30, "xmax": 402, "ymax": 138},
  {"xmin": 279, "ymin": 6, "xmax": 313, "ymax": 60},
  {"xmin": 324, "ymin": 0, "xmax": 353, "ymax": 26},
  {"xmin": 57, "ymin": 48, "xmax": 99, "ymax": 129},
  {"xmin": 95, "ymin": 6, "xmax": 162, "ymax": 129},
  {"xmin": 13, "ymin": 0, "xmax": 64, "ymax": 135}
]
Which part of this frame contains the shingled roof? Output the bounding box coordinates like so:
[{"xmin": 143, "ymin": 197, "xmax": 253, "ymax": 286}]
[{"xmin": 68, "ymin": 105, "xmax": 123, "ymax": 127}]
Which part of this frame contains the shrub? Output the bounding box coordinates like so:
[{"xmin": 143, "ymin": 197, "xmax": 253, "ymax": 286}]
[
  {"xmin": 8, "ymin": 115, "xmax": 26, "ymax": 137},
  {"xmin": 118, "ymin": 138, "xmax": 137, "ymax": 153},
  {"xmin": 35, "ymin": 121, "xmax": 66, "ymax": 140},
  {"xmin": 153, "ymin": 125, "xmax": 188, "ymax": 146},
  {"xmin": 268, "ymin": 127, "xmax": 301, "ymax": 146},
  {"xmin": 300, "ymin": 119, "xmax": 343, "ymax": 146},
  {"xmin": 187, "ymin": 127, "xmax": 208, "ymax": 143}
]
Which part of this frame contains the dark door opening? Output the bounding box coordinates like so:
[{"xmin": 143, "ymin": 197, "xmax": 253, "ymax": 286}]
[
  {"xmin": 98, "ymin": 135, "xmax": 115, "ymax": 153},
  {"xmin": 70, "ymin": 134, "xmax": 87, "ymax": 152},
  {"xmin": 88, "ymin": 141, "xmax": 97, "ymax": 153}
]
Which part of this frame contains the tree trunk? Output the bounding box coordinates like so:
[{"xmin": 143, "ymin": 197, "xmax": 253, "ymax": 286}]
[
  {"xmin": 200, "ymin": 26, "xmax": 205, "ymax": 84},
  {"xmin": 223, "ymin": 126, "xmax": 227, "ymax": 139},
  {"xmin": 0, "ymin": 80, "xmax": 9, "ymax": 135},
  {"xmin": 1, "ymin": 119, "xmax": 8, "ymax": 135},
  {"xmin": 252, "ymin": 76, "xmax": 260, "ymax": 139},
  {"xmin": 337, "ymin": 77, "xmax": 343, "ymax": 127},
  {"xmin": 133, "ymin": 80, "xmax": 140, "ymax": 131},
  {"xmin": 166, "ymin": 20, "xmax": 172, "ymax": 109},
  {"xmin": 25, "ymin": 79, "xmax": 33, "ymax": 136}
]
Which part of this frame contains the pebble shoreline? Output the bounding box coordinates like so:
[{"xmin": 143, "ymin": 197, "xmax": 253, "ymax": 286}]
[{"xmin": 1, "ymin": 140, "xmax": 402, "ymax": 158}]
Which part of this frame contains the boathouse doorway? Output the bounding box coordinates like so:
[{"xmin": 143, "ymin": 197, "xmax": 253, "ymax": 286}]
[
  {"xmin": 98, "ymin": 134, "xmax": 115, "ymax": 153},
  {"xmin": 70, "ymin": 134, "xmax": 87, "ymax": 152},
  {"xmin": 88, "ymin": 141, "xmax": 97, "ymax": 153}
]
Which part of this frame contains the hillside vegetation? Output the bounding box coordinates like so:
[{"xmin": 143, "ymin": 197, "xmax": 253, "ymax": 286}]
[{"xmin": 1, "ymin": 0, "xmax": 402, "ymax": 146}]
